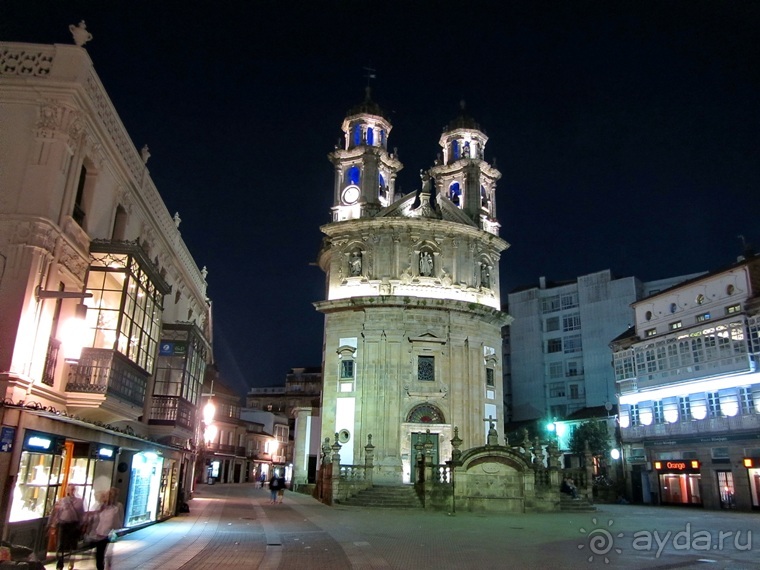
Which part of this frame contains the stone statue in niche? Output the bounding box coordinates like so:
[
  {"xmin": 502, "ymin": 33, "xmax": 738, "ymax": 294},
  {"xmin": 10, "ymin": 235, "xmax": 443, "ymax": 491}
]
[
  {"xmin": 349, "ymin": 252, "xmax": 362, "ymax": 276},
  {"xmin": 481, "ymin": 264, "xmax": 490, "ymax": 288},
  {"xmin": 419, "ymin": 252, "xmax": 433, "ymax": 276}
]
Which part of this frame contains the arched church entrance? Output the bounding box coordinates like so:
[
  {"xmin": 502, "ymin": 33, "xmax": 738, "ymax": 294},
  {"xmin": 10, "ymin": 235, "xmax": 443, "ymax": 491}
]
[{"xmin": 402, "ymin": 404, "xmax": 449, "ymax": 484}]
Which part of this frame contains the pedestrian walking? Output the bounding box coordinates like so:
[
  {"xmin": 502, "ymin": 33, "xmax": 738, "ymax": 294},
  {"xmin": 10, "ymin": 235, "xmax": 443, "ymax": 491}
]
[
  {"xmin": 87, "ymin": 488, "xmax": 124, "ymax": 570},
  {"xmin": 268, "ymin": 473, "xmax": 281, "ymax": 503},
  {"xmin": 49, "ymin": 484, "xmax": 85, "ymax": 570}
]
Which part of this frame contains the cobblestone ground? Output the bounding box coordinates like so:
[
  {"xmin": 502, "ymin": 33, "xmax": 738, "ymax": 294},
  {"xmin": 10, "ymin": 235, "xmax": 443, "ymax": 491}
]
[{"xmin": 45, "ymin": 484, "xmax": 760, "ymax": 569}]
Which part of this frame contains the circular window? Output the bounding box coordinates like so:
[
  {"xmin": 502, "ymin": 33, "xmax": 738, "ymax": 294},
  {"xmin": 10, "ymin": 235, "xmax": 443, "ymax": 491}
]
[
  {"xmin": 696, "ymin": 294, "xmax": 705, "ymax": 305},
  {"xmin": 337, "ymin": 429, "xmax": 350, "ymax": 444},
  {"xmin": 670, "ymin": 303, "xmax": 677, "ymax": 314},
  {"xmin": 645, "ymin": 311, "xmax": 652, "ymax": 321},
  {"xmin": 727, "ymin": 284, "xmax": 735, "ymax": 295}
]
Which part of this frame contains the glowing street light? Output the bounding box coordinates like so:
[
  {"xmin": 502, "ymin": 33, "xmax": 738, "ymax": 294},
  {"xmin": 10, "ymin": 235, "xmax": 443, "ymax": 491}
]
[{"xmin": 36, "ymin": 286, "xmax": 92, "ymax": 362}]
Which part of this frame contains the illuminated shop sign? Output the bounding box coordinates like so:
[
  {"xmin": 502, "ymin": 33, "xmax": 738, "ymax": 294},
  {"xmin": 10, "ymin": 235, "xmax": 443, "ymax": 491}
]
[
  {"xmin": 93, "ymin": 445, "xmax": 118, "ymax": 460},
  {"xmin": 654, "ymin": 460, "xmax": 700, "ymax": 472},
  {"xmin": 22, "ymin": 430, "xmax": 63, "ymax": 453}
]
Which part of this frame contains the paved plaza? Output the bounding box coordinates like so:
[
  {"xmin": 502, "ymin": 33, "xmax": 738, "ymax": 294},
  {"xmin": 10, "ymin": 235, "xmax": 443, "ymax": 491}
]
[{"xmin": 45, "ymin": 483, "xmax": 760, "ymax": 569}]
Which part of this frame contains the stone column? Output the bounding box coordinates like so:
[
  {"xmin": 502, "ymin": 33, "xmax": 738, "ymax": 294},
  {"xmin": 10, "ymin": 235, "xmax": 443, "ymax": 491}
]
[{"xmin": 291, "ymin": 406, "xmax": 313, "ymax": 488}]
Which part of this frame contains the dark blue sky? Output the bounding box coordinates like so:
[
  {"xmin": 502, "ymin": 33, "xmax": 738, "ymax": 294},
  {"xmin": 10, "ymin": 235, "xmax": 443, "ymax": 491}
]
[{"xmin": 4, "ymin": 1, "xmax": 759, "ymax": 395}]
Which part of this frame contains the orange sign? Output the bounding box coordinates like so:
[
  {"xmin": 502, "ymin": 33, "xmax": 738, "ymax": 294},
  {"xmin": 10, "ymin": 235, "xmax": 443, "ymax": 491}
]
[{"xmin": 655, "ymin": 460, "xmax": 700, "ymax": 471}]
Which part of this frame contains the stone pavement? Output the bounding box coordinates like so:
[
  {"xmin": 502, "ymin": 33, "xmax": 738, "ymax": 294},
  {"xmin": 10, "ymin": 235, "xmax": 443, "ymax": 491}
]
[{"xmin": 45, "ymin": 483, "xmax": 760, "ymax": 569}]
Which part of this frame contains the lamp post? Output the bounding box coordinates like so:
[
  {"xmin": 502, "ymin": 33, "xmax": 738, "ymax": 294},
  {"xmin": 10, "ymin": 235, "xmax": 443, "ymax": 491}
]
[
  {"xmin": 201, "ymin": 390, "xmax": 216, "ymax": 483},
  {"xmin": 35, "ymin": 286, "xmax": 92, "ymax": 362}
]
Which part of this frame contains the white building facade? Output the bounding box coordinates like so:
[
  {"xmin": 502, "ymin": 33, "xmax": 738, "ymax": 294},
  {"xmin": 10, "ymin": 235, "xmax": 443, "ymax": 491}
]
[
  {"xmin": 613, "ymin": 255, "xmax": 760, "ymax": 510},
  {"xmin": 0, "ymin": 37, "xmax": 211, "ymax": 554},
  {"xmin": 315, "ymin": 96, "xmax": 512, "ymax": 485},
  {"xmin": 508, "ymin": 270, "xmax": 700, "ymax": 422}
]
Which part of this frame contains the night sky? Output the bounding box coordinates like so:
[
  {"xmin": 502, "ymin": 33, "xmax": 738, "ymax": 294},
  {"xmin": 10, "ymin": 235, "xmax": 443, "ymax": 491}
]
[{"xmin": 3, "ymin": 1, "xmax": 758, "ymax": 395}]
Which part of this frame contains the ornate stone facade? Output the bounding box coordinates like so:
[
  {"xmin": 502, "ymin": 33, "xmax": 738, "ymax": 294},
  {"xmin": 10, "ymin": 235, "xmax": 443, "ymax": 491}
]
[{"xmin": 316, "ymin": 95, "xmax": 512, "ymax": 484}]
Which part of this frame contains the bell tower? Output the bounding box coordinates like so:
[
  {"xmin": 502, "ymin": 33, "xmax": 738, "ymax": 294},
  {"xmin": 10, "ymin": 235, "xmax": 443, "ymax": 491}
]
[
  {"xmin": 329, "ymin": 88, "xmax": 403, "ymax": 221},
  {"xmin": 430, "ymin": 101, "xmax": 501, "ymax": 236}
]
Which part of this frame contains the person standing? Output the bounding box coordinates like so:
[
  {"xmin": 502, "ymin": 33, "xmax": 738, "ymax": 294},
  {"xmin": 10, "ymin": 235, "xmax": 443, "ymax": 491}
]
[
  {"xmin": 90, "ymin": 488, "xmax": 124, "ymax": 570},
  {"xmin": 268, "ymin": 473, "xmax": 280, "ymax": 503},
  {"xmin": 49, "ymin": 484, "xmax": 85, "ymax": 570}
]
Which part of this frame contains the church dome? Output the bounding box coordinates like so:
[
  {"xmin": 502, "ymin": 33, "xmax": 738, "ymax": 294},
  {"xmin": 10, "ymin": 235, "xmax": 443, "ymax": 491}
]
[
  {"xmin": 346, "ymin": 87, "xmax": 387, "ymax": 120},
  {"xmin": 444, "ymin": 100, "xmax": 481, "ymax": 133}
]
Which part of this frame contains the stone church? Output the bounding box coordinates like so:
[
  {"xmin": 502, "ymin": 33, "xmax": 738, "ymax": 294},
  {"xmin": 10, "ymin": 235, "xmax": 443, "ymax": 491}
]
[{"xmin": 315, "ymin": 92, "xmax": 512, "ymax": 485}]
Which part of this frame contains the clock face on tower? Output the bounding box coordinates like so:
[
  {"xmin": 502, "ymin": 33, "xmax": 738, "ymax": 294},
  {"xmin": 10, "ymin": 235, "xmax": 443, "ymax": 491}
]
[{"xmin": 342, "ymin": 185, "xmax": 360, "ymax": 204}]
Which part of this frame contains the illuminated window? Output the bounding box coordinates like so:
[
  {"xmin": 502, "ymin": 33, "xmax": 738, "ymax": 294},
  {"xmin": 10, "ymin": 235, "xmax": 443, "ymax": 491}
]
[
  {"xmin": 629, "ymin": 404, "xmax": 640, "ymax": 427},
  {"xmin": 669, "ymin": 321, "xmax": 682, "ymax": 331},
  {"xmin": 84, "ymin": 244, "xmax": 168, "ymax": 373},
  {"xmin": 645, "ymin": 328, "xmax": 657, "ymax": 337},
  {"xmin": 696, "ymin": 312, "xmax": 711, "ymax": 323},
  {"xmin": 726, "ymin": 304, "xmax": 741, "ymax": 315}
]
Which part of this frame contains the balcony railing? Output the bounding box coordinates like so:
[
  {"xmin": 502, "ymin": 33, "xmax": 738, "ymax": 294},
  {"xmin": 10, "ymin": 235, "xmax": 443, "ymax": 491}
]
[
  {"xmin": 148, "ymin": 396, "xmax": 195, "ymax": 431},
  {"xmin": 66, "ymin": 348, "xmax": 147, "ymax": 407}
]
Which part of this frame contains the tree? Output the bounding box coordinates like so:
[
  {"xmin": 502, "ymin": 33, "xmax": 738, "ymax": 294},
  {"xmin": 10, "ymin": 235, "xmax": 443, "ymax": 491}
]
[{"xmin": 568, "ymin": 420, "xmax": 611, "ymax": 460}]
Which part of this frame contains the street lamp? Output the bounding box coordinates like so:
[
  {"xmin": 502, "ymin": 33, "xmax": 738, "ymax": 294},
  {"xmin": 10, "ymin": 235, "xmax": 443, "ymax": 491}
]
[{"xmin": 35, "ymin": 286, "xmax": 92, "ymax": 361}]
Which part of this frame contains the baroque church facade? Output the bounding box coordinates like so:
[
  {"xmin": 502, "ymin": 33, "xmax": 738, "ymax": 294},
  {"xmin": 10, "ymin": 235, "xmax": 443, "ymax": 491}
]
[{"xmin": 315, "ymin": 93, "xmax": 512, "ymax": 485}]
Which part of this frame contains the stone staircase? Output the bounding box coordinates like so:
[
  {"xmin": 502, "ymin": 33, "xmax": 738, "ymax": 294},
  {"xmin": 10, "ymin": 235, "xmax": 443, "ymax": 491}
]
[
  {"xmin": 338, "ymin": 485, "xmax": 424, "ymax": 508},
  {"xmin": 560, "ymin": 493, "xmax": 597, "ymax": 512}
]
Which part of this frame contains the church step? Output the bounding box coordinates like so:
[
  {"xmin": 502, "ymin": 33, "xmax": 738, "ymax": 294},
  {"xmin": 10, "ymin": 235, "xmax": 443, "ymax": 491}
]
[{"xmin": 339, "ymin": 485, "xmax": 423, "ymax": 508}]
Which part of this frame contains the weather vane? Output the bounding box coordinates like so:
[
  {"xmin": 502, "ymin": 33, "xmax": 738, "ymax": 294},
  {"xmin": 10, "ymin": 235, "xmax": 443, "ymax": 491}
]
[{"xmin": 363, "ymin": 66, "xmax": 377, "ymax": 89}]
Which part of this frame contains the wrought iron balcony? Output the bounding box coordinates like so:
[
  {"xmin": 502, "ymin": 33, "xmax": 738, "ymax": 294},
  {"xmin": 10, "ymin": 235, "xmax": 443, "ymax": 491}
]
[
  {"xmin": 66, "ymin": 347, "xmax": 147, "ymax": 407},
  {"xmin": 148, "ymin": 396, "xmax": 196, "ymax": 431}
]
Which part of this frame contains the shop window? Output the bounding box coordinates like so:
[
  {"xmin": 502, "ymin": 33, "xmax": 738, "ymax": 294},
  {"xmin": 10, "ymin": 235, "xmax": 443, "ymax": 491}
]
[{"xmin": 717, "ymin": 471, "xmax": 736, "ymax": 509}]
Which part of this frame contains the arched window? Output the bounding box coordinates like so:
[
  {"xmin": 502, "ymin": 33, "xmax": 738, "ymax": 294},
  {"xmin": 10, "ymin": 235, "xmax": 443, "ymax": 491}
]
[
  {"xmin": 448, "ymin": 182, "xmax": 461, "ymax": 206},
  {"xmin": 380, "ymin": 129, "xmax": 386, "ymax": 146},
  {"xmin": 407, "ymin": 404, "xmax": 445, "ymax": 424},
  {"xmin": 347, "ymin": 166, "xmax": 361, "ymax": 185},
  {"xmin": 353, "ymin": 125, "xmax": 361, "ymax": 147},
  {"xmin": 480, "ymin": 185, "xmax": 489, "ymax": 208},
  {"xmin": 367, "ymin": 127, "xmax": 374, "ymax": 146},
  {"xmin": 452, "ymin": 140, "xmax": 460, "ymax": 160}
]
